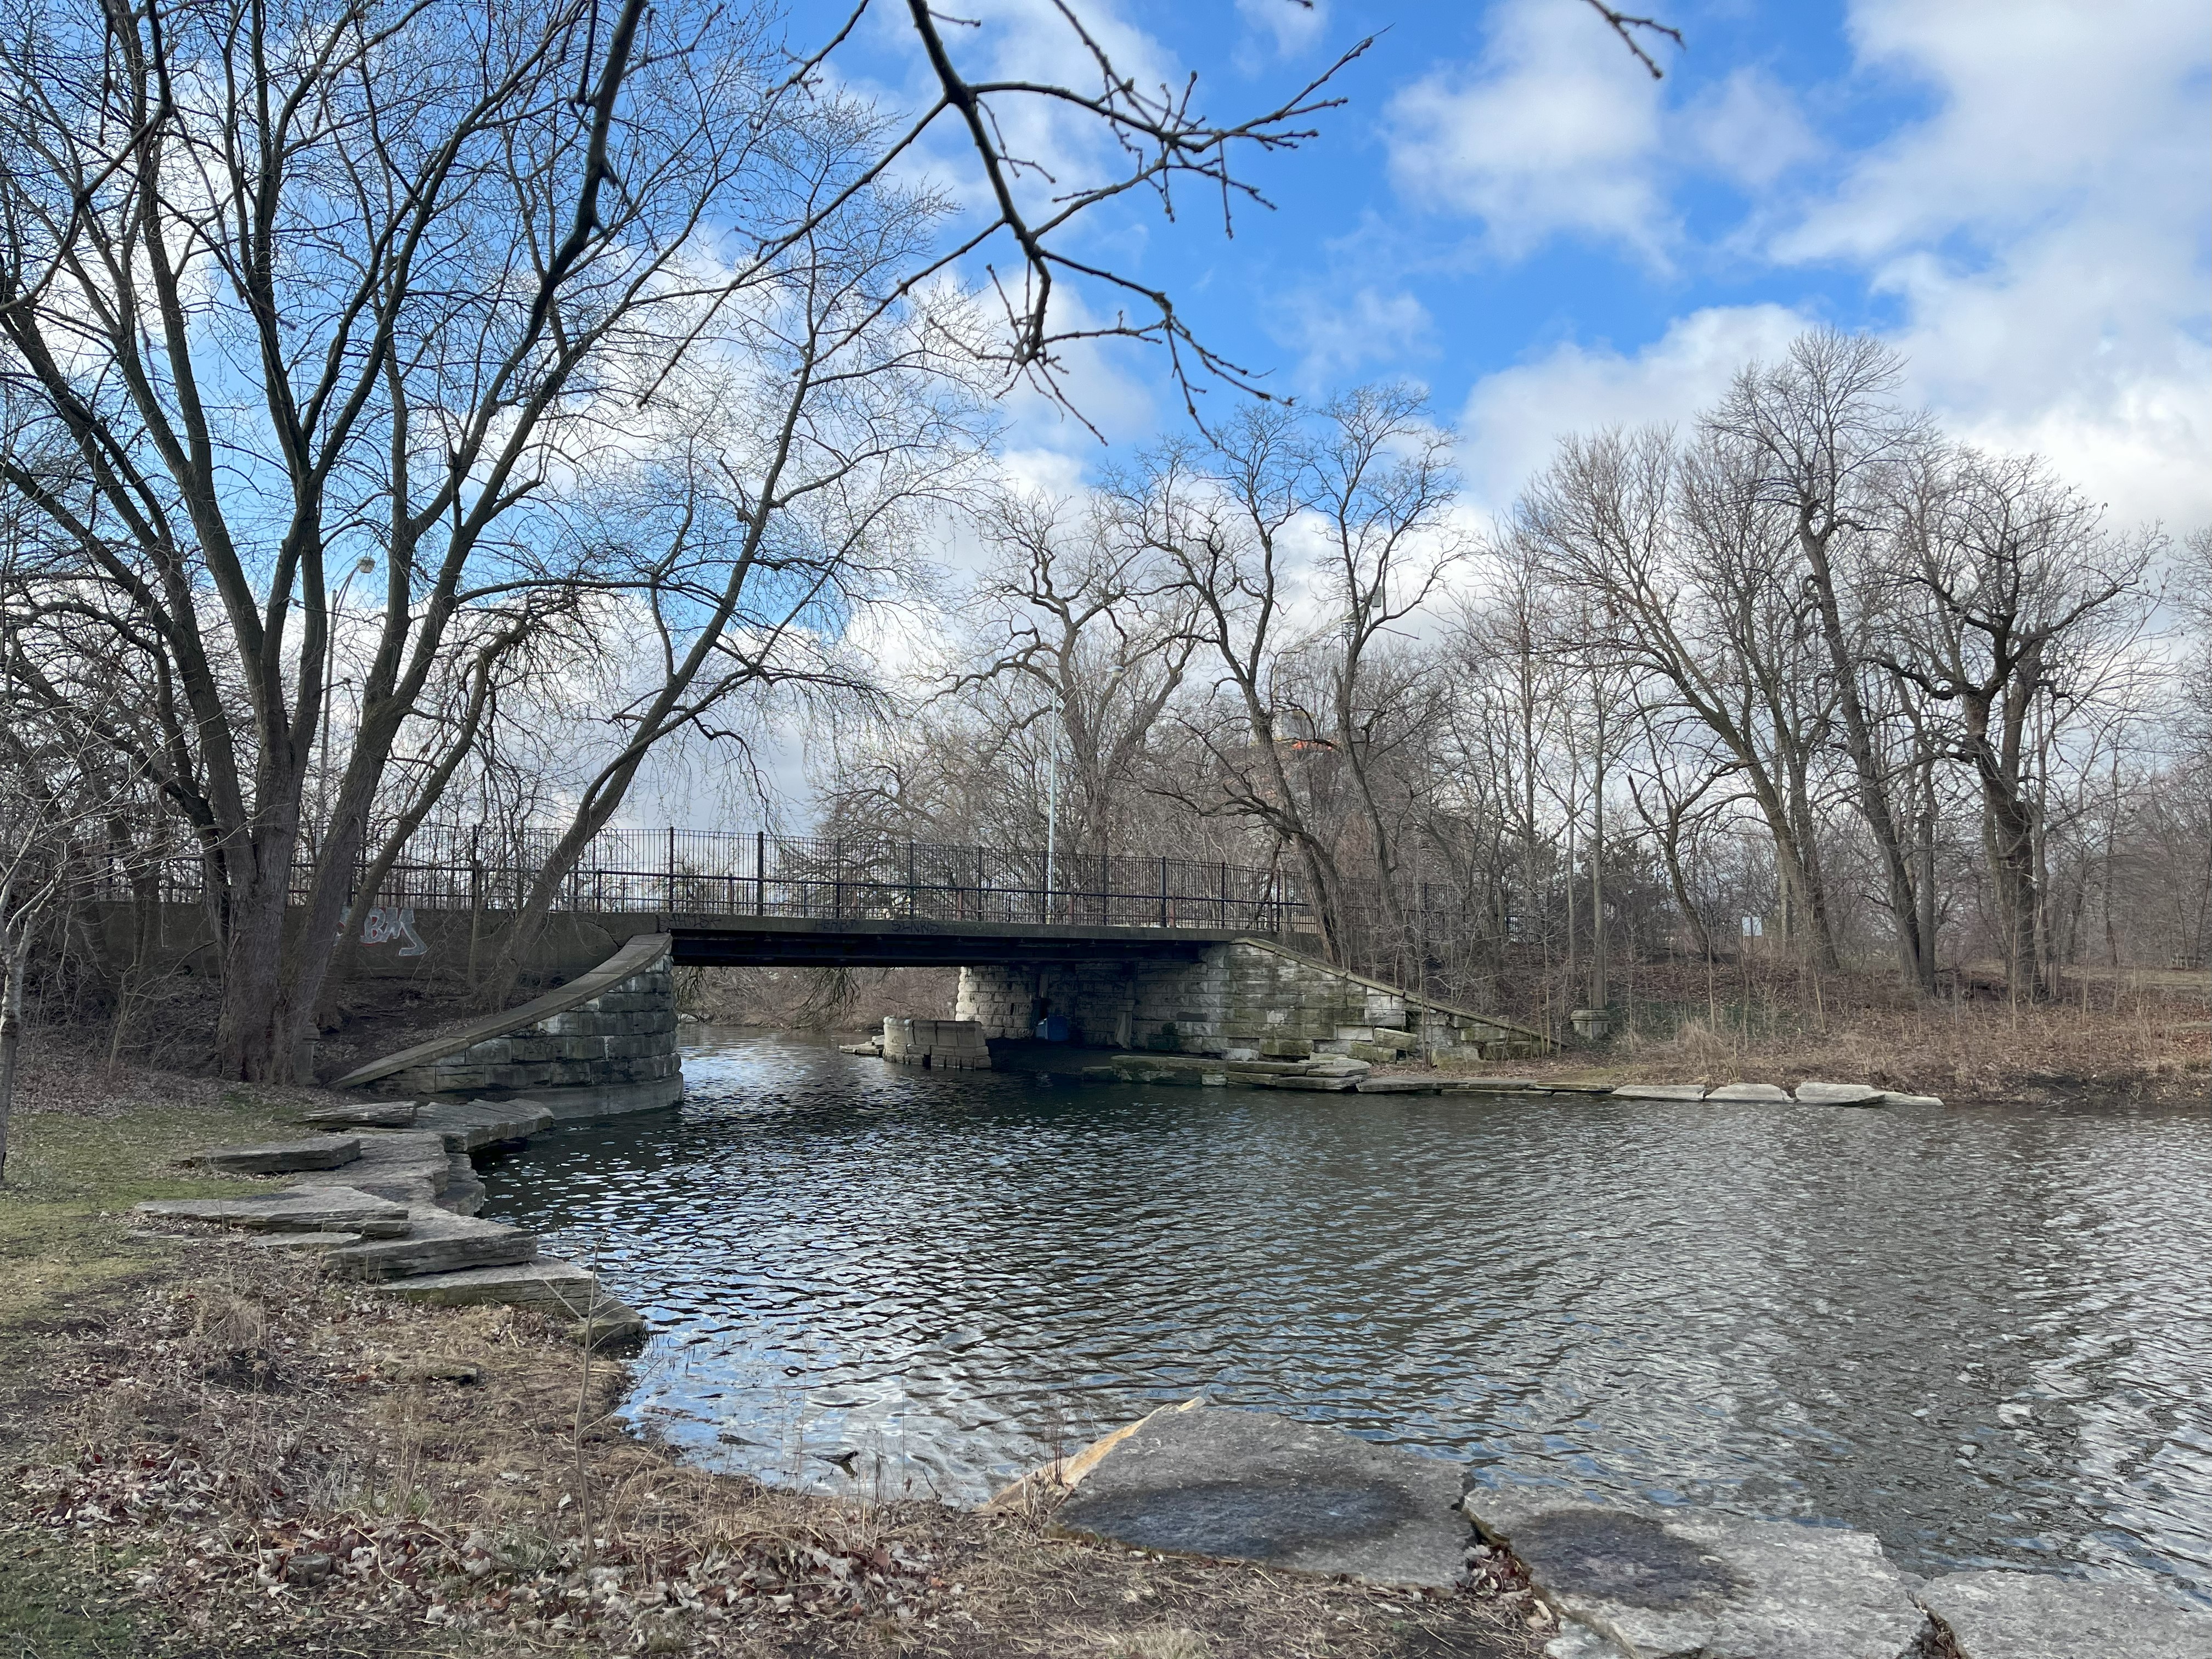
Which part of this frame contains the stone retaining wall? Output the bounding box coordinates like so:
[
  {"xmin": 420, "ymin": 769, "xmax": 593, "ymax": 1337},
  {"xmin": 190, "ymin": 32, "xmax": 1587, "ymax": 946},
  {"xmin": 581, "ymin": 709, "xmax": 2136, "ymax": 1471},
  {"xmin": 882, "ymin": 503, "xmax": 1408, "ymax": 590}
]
[
  {"xmin": 339, "ymin": 934, "xmax": 681, "ymax": 1118},
  {"xmin": 882, "ymin": 1017, "xmax": 992, "ymax": 1070},
  {"xmin": 956, "ymin": 939, "xmax": 1540, "ymax": 1060}
]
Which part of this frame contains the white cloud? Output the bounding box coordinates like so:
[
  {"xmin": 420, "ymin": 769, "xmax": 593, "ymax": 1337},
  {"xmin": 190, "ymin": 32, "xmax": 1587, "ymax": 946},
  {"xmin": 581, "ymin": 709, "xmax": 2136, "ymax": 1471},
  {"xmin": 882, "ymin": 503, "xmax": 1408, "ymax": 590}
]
[
  {"xmin": 1456, "ymin": 304, "xmax": 1814, "ymax": 514},
  {"xmin": 1780, "ymin": 0, "xmax": 2209, "ymax": 264},
  {"xmin": 1274, "ymin": 285, "xmax": 1435, "ymax": 387},
  {"xmin": 1684, "ymin": 68, "xmax": 1822, "ymax": 191},
  {"xmin": 1237, "ymin": 0, "xmax": 1329, "ymax": 60},
  {"xmin": 1384, "ymin": 0, "xmax": 1671, "ymax": 261}
]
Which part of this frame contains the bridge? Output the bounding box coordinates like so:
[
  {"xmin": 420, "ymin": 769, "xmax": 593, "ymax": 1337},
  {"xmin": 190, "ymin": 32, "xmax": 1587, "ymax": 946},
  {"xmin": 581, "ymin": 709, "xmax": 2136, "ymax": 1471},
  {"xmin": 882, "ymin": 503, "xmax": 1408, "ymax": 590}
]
[{"xmin": 88, "ymin": 823, "xmax": 1543, "ymax": 1110}]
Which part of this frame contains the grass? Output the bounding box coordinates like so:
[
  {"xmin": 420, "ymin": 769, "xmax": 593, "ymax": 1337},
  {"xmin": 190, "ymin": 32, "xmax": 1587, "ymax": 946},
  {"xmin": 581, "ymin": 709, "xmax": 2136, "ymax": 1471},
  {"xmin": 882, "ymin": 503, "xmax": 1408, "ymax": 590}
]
[{"xmin": 0, "ymin": 1048, "xmax": 317, "ymax": 1334}]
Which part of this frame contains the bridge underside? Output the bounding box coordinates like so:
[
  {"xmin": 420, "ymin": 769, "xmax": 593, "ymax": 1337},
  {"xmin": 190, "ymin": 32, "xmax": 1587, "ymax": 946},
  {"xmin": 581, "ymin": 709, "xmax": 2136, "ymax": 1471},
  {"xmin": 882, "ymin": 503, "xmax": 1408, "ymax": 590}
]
[{"xmin": 663, "ymin": 916, "xmax": 1239, "ymax": 968}]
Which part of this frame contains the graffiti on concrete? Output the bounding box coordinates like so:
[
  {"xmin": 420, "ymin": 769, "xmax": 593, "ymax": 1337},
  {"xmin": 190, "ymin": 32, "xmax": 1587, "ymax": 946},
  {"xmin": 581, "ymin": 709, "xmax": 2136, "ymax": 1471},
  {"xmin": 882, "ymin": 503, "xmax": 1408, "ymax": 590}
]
[{"xmin": 360, "ymin": 904, "xmax": 428, "ymax": 957}]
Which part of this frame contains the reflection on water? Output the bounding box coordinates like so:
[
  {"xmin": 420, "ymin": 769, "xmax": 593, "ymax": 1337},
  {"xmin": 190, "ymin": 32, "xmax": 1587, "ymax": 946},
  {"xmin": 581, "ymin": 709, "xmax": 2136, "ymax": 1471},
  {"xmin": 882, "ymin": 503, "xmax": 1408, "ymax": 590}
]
[{"xmin": 479, "ymin": 1029, "xmax": 2212, "ymax": 1600}]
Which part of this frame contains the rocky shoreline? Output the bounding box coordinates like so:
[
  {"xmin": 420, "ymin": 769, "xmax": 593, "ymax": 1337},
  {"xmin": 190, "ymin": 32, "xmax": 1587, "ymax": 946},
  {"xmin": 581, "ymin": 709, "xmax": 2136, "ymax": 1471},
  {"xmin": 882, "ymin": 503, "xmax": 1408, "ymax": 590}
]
[
  {"xmin": 131, "ymin": 1096, "xmax": 644, "ymax": 1346},
  {"xmin": 1018, "ymin": 1402, "xmax": 2209, "ymax": 1659}
]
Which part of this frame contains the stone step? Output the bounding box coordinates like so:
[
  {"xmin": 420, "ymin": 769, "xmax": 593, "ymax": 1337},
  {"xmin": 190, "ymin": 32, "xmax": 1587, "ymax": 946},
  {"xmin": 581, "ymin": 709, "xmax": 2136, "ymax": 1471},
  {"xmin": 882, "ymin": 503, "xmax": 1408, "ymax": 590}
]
[
  {"xmin": 412, "ymin": 1098, "xmax": 555, "ymax": 1153},
  {"xmin": 1610, "ymin": 1084, "xmax": 1708, "ymax": 1102},
  {"xmin": 1706, "ymin": 1082, "xmax": 1793, "ymax": 1103},
  {"xmin": 133, "ymin": 1187, "xmax": 410, "ymax": 1236},
  {"xmin": 1917, "ymin": 1568, "xmax": 2210, "ymax": 1658},
  {"xmin": 245, "ymin": 1230, "xmax": 368, "ymax": 1251},
  {"xmin": 1248, "ymin": 1074, "xmax": 1359, "ymax": 1091},
  {"xmin": 437, "ymin": 1153, "xmax": 487, "ymax": 1216},
  {"xmin": 286, "ymin": 1131, "xmax": 454, "ymax": 1204},
  {"xmin": 300, "ymin": 1099, "xmax": 420, "ymax": 1129},
  {"xmin": 1437, "ymin": 1078, "xmax": 1550, "ymax": 1094},
  {"xmin": 320, "ymin": 1205, "xmax": 538, "ymax": 1281},
  {"xmin": 1797, "ymin": 1081, "xmax": 1888, "ymax": 1107},
  {"xmin": 1465, "ymin": 1488, "xmax": 1926, "ymax": 1658},
  {"xmin": 191, "ymin": 1135, "xmax": 361, "ymax": 1175},
  {"xmin": 369, "ymin": 1260, "xmax": 646, "ymax": 1346}
]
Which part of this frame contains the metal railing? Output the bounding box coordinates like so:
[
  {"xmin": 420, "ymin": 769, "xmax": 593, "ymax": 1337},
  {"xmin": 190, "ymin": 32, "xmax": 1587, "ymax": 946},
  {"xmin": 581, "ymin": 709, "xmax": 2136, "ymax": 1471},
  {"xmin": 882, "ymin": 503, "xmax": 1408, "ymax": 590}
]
[{"xmin": 95, "ymin": 823, "xmax": 1316, "ymax": 935}]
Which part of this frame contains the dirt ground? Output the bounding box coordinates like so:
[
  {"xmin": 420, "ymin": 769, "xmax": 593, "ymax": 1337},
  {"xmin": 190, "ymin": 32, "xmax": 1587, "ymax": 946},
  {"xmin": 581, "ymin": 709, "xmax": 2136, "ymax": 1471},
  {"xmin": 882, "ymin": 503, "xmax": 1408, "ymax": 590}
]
[{"xmin": 0, "ymin": 1052, "xmax": 1545, "ymax": 1659}]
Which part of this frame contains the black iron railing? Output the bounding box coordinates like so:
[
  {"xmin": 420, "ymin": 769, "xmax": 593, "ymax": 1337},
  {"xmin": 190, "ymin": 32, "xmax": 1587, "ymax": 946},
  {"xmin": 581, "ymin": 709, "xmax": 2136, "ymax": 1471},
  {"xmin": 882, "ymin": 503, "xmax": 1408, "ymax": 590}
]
[{"xmin": 95, "ymin": 823, "xmax": 1316, "ymax": 934}]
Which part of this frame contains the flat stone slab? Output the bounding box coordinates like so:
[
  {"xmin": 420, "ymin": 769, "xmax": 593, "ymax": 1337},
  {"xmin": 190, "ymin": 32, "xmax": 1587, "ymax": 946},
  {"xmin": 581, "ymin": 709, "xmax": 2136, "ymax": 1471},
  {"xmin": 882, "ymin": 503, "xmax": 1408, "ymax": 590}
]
[
  {"xmin": 1436, "ymin": 1077, "xmax": 1549, "ymax": 1094},
  {"xmin": 1705, "ymin": 1082, "xmax": 1794, "ymax": 1102},
  {"xmin": 1878, "ymin": 1092, "xmax": 1945, "ymax": 1108},
  {"xmin": 133, "ymin": 1187, "xmax": 410, "ymax": 1236},
  {"xmin": 300, "ymin": 1100, "xmax": 420, "ymax": 1129},
  {"xmin": 192, "ymin": 1134, "xmax": 360, "ymax": 1175},
  {"xmin": 1918, "ymin": 1569, "xmax": 2211, "ymax": 1658},
  {"xmin": 1795, "ymin": 1081, "xmax": 1889, "ymax": 1107},
  {"xmin": 372, "ymin": 1262, "xmax": 646, "ymax": 1345},
  {"xmin": 1465, "ymin": 1490, "xmax": 1926, "ymax": 1659},
  {"xmin": 1609, "ymin": 1084, "xmax": 1707, "ymax": 1102},
  {"xmin": 320, "ymin": 1205, "xmax": 537, "ymax": 1282},
  {"xmin": 1249, "ymin": 1075, "xmax": 1360, "ymax": 1091},
  {"xmin": 1353, "ymin": 1077, "xmax": 1441, "ymax": 1093},
  {"xmin": 1053, "ymin": 1405, "xmax": 1469, "ymax": 1588},
  {"xmin": 413, "ymin": 1098, "xmax": 555, "ymax": 1153},
  {"xmin": 245, "ymin": 1230, "xmax": 367, "ymax": 1251},
  {"xmin": 286, "ymin": 1131, "xmax": 453, "ymax": 1204}
]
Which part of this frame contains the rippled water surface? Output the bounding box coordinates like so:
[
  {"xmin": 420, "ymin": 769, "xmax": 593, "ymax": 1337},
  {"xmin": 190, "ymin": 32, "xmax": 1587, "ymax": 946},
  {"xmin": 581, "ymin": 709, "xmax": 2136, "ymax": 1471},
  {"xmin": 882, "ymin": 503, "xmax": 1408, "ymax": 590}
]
[{"xmin": 480, "ymin": 1030, "xmax": 2212, "ymax": 1598}]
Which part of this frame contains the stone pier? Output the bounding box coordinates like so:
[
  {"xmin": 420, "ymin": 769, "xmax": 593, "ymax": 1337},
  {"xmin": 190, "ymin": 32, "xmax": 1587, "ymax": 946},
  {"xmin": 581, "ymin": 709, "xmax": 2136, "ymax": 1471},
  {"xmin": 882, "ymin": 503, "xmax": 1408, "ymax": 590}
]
[{"xmin": 955, "ymin": 936, "xmax": 1539, "ymax": 1062}]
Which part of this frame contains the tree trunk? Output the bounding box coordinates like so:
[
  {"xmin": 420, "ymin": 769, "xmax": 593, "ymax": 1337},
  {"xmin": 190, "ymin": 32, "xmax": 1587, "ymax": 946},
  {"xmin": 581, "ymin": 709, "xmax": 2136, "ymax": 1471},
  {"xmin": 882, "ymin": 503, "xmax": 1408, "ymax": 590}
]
[{"xmin": 1799, "ymin": 517, "xmax": 1929, "ymax": 991}]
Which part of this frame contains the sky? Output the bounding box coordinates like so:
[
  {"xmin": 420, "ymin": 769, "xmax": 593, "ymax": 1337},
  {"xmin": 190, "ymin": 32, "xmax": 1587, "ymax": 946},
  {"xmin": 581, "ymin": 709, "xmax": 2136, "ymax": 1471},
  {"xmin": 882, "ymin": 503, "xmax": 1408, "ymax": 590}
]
[{"xmin": 832, "ymin": 0, "xmax": 2211, "ymax": 532}]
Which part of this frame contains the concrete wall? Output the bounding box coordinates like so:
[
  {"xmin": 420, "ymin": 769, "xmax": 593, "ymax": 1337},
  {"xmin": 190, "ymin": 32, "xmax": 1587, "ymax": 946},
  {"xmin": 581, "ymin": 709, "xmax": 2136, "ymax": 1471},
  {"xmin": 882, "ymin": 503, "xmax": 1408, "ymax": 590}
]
[
  {"xmin": 380, "ymin": 947, "xmax": 681, "ymax": 1117},
  {"xmin": 956, "ymin": 940, "xmax": 1541, "ymax": 1062}
]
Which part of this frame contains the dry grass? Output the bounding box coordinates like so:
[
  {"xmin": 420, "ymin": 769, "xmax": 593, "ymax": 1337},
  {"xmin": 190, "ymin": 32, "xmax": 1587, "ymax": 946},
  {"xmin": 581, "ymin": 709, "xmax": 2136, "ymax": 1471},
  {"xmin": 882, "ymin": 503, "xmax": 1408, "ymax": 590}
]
[{"xmin": 1435, "ymin": 964, "xmax": 2209, "ymax": 1104}]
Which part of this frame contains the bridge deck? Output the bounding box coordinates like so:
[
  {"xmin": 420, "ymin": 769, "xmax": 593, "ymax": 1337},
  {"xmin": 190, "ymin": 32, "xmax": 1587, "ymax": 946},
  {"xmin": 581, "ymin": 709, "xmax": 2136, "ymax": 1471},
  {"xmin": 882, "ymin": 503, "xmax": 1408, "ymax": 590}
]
[{"xmin": 662, "ymin": 915, "xmax": 1263, "ymax": 967}]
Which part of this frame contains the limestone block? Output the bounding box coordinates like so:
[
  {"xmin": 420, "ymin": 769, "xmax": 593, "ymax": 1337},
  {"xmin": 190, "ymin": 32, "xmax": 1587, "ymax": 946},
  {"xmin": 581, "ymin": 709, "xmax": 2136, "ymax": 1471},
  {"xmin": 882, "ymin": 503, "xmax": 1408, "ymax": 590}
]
[
  {"xmin": 288, "ymin": 1131, "xmax": 454, "ymax": 1205},
  {"xmin": 556, "ymin": 1035, "xmax": 608, "ymax": 1061},
  {"xmin": 1706, "ymin": 1082, "xmax": 1793, "ymax": 1103},
  {"xmin": 1610, "ymin": 1084, "xmax": 1707, "ymax": 1102},
  {"xmin": 321, "ymin": 1205, "xmax": 539, "ymax": 1281},
  {"xmin": 1879, "ymin": 1092, "xmax": 1946, "ymax": 1108},
  {"xmin": 1259, "ymin": 1038, "xmax": 1313, "ymax": 1059},
  {"xmin": 300, "ymin": 1101, "xmax": 419, "ymax": 1129},
  {"xmin": 193, "ymin": 1135, "xmax": 361, "ymax": 1175},
  {"xmin": 466, "ymin": 1037, "xmax": 513, "ymax": 1065},
  {"xmin": 1916, "ymin": 1568, "xmax": 2210, "ymax": 1658},
  {"xmin": 134, "ymin": 1186, "xmax": 410, "ymax": 1236},
  {"xmin": 413, "ymin": 1100, "xmax": 553, "ymax": 1153},
  {"xmin": 1796, "ymin": 1081, "xmax": 1887, "ymax": 1107},
  {"xmin": 506, "ymin": 1036, "xmax": 556, "ymax": 1064},
  {"xmin": 1465, "ymin": 1491, "xmax": 1926, "ymax": 1659},
  {"xmin": 1053, "ymin": 1405, "xmax": 1470, "ymax": 1589}
]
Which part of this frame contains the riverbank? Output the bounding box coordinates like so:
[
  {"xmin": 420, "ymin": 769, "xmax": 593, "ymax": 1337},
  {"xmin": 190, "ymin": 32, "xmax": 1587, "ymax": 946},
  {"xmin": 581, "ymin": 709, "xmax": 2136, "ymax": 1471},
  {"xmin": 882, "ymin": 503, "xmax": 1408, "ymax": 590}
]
[
  {"xmin": 0, "ymin": 1046, "xmax": 1542, "ymax": 1658},
  {"xmin": 1407, "ymin": 986, "xmax": 2210, "ymax": 1107}
]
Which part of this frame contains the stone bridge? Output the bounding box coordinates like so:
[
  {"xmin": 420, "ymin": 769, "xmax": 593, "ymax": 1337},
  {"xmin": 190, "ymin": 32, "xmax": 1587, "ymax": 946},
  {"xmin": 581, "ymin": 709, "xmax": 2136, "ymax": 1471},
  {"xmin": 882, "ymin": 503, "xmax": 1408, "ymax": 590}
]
[{"xmin": 332, "ymin": 916, "xmax": 1545, "ymax": 1111}]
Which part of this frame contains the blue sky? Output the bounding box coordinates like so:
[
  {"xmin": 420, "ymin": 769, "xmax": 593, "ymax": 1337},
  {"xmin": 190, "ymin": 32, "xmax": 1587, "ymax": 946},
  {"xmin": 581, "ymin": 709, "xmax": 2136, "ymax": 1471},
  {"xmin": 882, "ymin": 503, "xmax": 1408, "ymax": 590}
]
[{"xmin": 834, "ymin": 0, "xmax": 2211, "ymax": 528}]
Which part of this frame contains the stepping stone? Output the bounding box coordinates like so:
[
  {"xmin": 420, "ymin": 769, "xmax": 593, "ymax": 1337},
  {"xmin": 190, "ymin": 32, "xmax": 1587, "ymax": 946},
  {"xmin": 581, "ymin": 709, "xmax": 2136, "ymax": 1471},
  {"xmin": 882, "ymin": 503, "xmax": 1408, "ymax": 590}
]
[
  {"xmin": 1249, "ymin": 1075, "xmax": 1359, "ymax": 1091},
  {"xmin": 1436, "ymin": 1078, "xmax": 1548, "ymax": 1093},
  {"xmin": 1053, "ymin": 1404, "xmax": 1470, "ymax": 1589},
  {"xmin": 133, "ymin": 1187, "xmax": 410, "ymax": 1236},
  {"xmin": 192, "ymin": 1135, "xmax": 360, "ymax": 1175},
  {"xmin": 1353, "ymin": 1078, "xmax": 1441, "ymax": 1093},
  {"xmin": 300, "ymin": 1100, "xmax": 419, "ymax": 1129},
  {"xmin": 1465, "ymin": 1490, "xmax": 1926, "ymax": 1659},
  {"xmin": 245, "ymin": 1231, "xmax": 366, "ymax": 1251},
  {"xmin": 1706, "ymin": 1082, "xmax": 1793, "ymax": 1102},
  {"xmin": 372, "ymin": 1261, "xmax": 646, "ymax": 1347},
  {"xmin": 320, "ymin": 1205, "xmax": 537, "ymax": 1282},
  {"xmin": 1609, "ymin": 1084, "xmax": 1707, "ymax": 1101},
  {"xmin": 1917, "ymin": 1569, "xmax": 2210, "ymax": 1658},
  {"xmin": 1879, "ymin": 1092, "xmax": 1946, "ymax": 1108},
  {"xmin": 287, "ymin": 1132, "xmax": 453, "ymax": 1204},
  {"xmin": 438, "ymin": 1154, "xmax": 487, "ymax": 1217},
  {"xmin": 411, "ymin": 1098, "xmax": 555, "ymax": 1153},
  {"xmin": 1796, "ymin": 1081, "xmax": 1888, "ymax": 1107}
]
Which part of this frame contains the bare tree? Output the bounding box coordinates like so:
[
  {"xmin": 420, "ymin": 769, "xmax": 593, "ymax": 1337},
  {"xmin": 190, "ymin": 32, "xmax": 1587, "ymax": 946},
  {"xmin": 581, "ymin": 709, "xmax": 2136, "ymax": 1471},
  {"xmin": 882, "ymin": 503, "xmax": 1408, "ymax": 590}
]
[
  {"xmin": 1881, "ymin": 448, "xmax": 2153, "ymax": 997},
  {"xmin": 1705, "ymin": 331, "xmax": 1937, "ymax": 990}
]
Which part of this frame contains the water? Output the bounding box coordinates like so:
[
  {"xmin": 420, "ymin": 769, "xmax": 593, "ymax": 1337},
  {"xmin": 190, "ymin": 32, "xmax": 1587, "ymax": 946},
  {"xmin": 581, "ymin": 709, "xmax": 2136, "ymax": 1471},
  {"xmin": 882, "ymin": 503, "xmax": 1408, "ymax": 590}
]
[{"xmin": 479, "ymin": 1029, "xmax": 2212, "ymax": 1600}]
